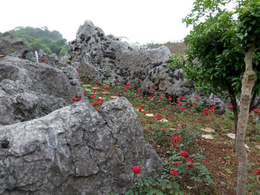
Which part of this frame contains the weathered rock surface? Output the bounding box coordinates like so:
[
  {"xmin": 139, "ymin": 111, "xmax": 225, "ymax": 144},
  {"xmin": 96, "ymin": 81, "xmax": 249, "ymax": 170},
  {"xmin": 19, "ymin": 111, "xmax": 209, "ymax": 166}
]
[
  {"xmin": 69, "ymin": 20, "xmax": 194, "ymax": 97},
  {"xmin": 0, "ymin": 56, "xmax": 83, "ymax": 125},
  {"xmin": 0, "ymin": 98, "xmax": 162, "ymax": 195},
  {"xmin": 0, "ymin": 32, "xmax": 28, "ymax": 59}
]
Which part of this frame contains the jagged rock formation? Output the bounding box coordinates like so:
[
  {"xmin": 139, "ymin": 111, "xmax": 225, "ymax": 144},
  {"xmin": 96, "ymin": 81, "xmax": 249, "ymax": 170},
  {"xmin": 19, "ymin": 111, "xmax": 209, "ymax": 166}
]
[
  {"xmin": 0, "ymin": 56, "xmax": 83, "ymax": 125},
  {"xmin": 69, "ymin": 20, "xmax": 227, "ymax": 113},
  {"xmin": 69, "ymin": 20, "xmax": 194, "ymax": 97},
  {"xmin": 0, "ymin": 98, "xmax": 162, "ymax": 195},
  {"xmin": 0, "ymin": 32, "xmax": 28, "ymax": 59}
]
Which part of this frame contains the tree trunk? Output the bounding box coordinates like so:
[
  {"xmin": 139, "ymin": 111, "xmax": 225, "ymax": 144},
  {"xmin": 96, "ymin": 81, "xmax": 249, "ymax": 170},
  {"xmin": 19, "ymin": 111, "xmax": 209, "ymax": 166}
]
[
  {"xmin": 227, "ymin": 84, "xmax": 239, "ymax": 150},
  {"xmin": 229, "ymin": 87, "xmax": 239, "ymax": 133},
  {"xmin": 236, "ymin": 42, "xmax": 256, "ymax": 195}
]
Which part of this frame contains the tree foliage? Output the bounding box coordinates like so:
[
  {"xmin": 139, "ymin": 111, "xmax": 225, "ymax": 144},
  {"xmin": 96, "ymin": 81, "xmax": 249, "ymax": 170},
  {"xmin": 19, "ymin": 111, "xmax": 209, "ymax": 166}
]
[
  {"xmin": 9, "ymin": 26, "xmax": 68, "ymax": 56},
  {"xmin": 175, "ymin": 0, "xmax": 260, "ymax": 113}
]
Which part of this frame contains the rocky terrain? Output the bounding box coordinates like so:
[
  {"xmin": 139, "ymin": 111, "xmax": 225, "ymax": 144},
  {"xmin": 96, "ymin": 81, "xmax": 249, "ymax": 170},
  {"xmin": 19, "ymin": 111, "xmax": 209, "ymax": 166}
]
[
  {"xmin": 0, "ymin": 98, "xmax": 162, "ymax": 195},
  {"xmin": 0, "ymin": 33, "xmax": 162, "ymax": 194},
  {"xmin": 69, "ymin": 20, "xmax": 226, "ymax": 113},
  {"xmin": 0, "ymin": 56, "xmax": 82, "ymax": 125},
  {"xmin": 0, "ymin": 32, "xmax": 28, "ymax": 59}
]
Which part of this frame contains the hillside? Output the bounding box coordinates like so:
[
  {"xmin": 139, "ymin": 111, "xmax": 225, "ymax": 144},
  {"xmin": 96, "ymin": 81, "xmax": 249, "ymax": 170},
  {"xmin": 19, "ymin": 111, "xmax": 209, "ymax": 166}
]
[{"xmin": 9, "ymin": 26, "xmax": 68, "ymax": 56}]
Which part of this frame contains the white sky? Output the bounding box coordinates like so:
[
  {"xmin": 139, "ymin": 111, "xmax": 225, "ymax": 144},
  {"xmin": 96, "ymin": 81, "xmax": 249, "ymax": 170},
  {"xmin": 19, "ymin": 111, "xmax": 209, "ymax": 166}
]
[{"xmin": 1, "ymin": 0, "xmax": 195, "ymax": 44}]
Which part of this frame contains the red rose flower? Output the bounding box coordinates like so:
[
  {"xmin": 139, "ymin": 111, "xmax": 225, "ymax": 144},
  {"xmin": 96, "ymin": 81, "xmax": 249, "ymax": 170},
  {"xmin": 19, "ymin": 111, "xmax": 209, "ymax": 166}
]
[
  {"xmin": 157, "ymin": 116, "xmax": 162, "ymax": 120},
  {"xmin": 171, "ymin": 170, "xmax": 178, "ymax": 176},
  {"xmin": 258, "ymin": 169, "xmax": 260, "ymax": 175},
  {"xmin": 228, "ymin": 104, "xmax": 233, "ymax": 109},
  {"xmin": 254, "ymin": 109, "xmax": 259, "ymax": 114},
  {"xmin": 93, "ymin": 102, "xmax": 99, "ymax": 106},
  {"xmin": 152, "ymin": 89, "xmax": 155, "ymax": 92},
  {"xmin": 180, "ymin": 107, "xmax": 185, "ymax": 111},
  {"xmin": 174, "ymin": 162, "xmax": 178, "ymax": 167},
  {"xmin": 173, "ymin": 137, "xmax": 181, "ymax": 143},
  {"xmin": 135, "ymin": 94, "xmax": 138, "ymax": 98},
  {"xmin": 41, "ymin": 59, "xmax": 45, "ymax": 62},
  {"xmin": 203, "ymin": 160, "xmax": 208, "ymax": 164},
  {"xmin": 252, "ymin": 121, "xmax": 257, "ymax": 125},
  {"xmin": 161, "ymin": 127, "xmax": 164, "ymax": 132},
  {"xmin": 133, "ymin": 165, "xmax": 141, "ymax": 174},
  {"xmin": 179, "ymin": 102, "xmax": 182, "ymax": 106},
  {"xmin": 194, "ymin": 96, "xmax": 198, "ymax": 100},
  {"xmin": 180, "ymin": 96, "xmax": 183, "ymax": 99},
  {"xmin": 173, "ymin": 144, "xmax": 177, "ymax": 148},
  {"xmin": 181, "ymin": 124, "xmax": 187, "ymax": 128},
  {"xmin": 159, "ymin": 96, "xmax": 163, "ymax": 99},
  {"xmin": 141, "ymin": 105, "xmax": 145, "ymax": 109},
  {"xmin": 187, "ymin": 159, "xmax": 193, "ymax": 168},
  {"xmin": 168, "ymin": 97, "xmax": 172, "ymax": 101},
  {"xmin": 104, "ymin": 85, "xmax": 109, "ymax": 89},
  {"xmin": 90, "ymin": 96, "xmax": 96, "ymax": 99},
  {"xmin": 115, "ymin": 80, "xmax": 118, "ymax": 83},
  {"xmin": 99, "ymin": 102, "xmax": 103, "ymax": 105},
  {"xmin": 95, "ymin": 79, "xmax": 98, "ymax": 82},
  {"xmin": 137, "ymin": 89, "xmax": 141, "ymax": 92},
  {"xmin": 83, "ymin": 91, "xmax": 86, "ymax": 95},
  {"xmin": 124, "ymin": 88, "xmax": 127, "ymax": 91},
  {"xmin": 180, "ymin": 151, "xmax": 189, "ymax": 159}
]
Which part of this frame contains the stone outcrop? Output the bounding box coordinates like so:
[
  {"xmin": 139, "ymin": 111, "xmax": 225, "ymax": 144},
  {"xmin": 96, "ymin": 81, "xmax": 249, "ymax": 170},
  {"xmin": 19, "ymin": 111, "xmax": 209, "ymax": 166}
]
[
  {"xmin": 69, "ymin": 20, "xmax": 229, "ymax": 113},
  {"xmin": 0, "ymin": 98, "xmax": 162, "ymax": 195},
  {"xmin": 69, "ymin": 20, "xmax": 194, "ymax": 97},
  {"xmin": 0, "ymin": 56, "xmax": 83, "ymax": 125},
  {"xmin": 0, "ymin": 32, "xmax": 28, "ymax": 59}
]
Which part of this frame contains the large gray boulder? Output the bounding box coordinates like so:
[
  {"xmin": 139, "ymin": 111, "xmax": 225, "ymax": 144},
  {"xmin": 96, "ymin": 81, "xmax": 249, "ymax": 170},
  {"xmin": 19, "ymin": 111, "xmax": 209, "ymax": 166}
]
[
  {"xmin": 69, "ymin": 21, "xmax": 194, "ymax": 97},
  {"xmin": 0, "ymin": 32, "xmax": 28, "ymax": 59},
  {"xmin": 0, "ymin": 56, "xmax": 83, "ymax": 125},
  {"xmin": 0, "ymin": 98, "xmax": 162, "ymax": 195}
]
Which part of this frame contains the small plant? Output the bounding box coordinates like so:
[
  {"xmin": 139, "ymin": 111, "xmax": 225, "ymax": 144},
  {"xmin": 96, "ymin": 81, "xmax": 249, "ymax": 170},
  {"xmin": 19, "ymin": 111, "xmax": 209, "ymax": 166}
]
[{"xmin": 168, "ymin": 53, "xmax": 185, "ymax": 69}]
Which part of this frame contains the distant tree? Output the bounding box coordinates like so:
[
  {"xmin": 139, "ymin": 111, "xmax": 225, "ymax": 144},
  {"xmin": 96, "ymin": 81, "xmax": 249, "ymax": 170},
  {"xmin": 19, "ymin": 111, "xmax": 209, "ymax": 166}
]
[
  {"xmin": 9, "ymin": 26, "xmax": 68, "ymax": 55},
  {"xmin": 42, "ymin": 45, "xmax": 52, "ymax": 55},
  {"xmin": 59, "ymin": 45, "xmax": 68, "ymax": 56}
]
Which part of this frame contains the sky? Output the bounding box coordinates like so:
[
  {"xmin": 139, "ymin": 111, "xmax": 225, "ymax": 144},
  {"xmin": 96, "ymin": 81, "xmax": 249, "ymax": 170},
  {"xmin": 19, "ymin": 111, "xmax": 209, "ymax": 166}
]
[{"xmin": 1, "ymin": 0, "xmax": 195, "ymax": 44}]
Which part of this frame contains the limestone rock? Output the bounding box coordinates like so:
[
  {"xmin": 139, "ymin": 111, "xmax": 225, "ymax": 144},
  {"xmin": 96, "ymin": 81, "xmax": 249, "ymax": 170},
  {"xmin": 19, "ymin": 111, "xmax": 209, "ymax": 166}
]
[
  {"xmin": 202, "ymin": 127, "xmax": 215, "ymax": 133},
  {"xmin": 202, "ymin": 134, "xmax": 214, "ymax": 140},
  {"xmin": 111, "ymin": 96, "xmax": 118, "ymax": 99},
  {"xmin": 69, "ymin": 20, "xmax": 195, "ymax": 98},
  {"xmin": 0, "ymin": 32, "xmax": 28, "ymax": 59},
  {"xmin": 0, "ymin": 97, "xmax": 162, "ymax": 195},
  {"xmin": 0, "ymin": 56, "xmax": 83, "ymax": 125},
  {"xmin": 227, "ymin": 133, "xmax": 236, "ymax": 140}
]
